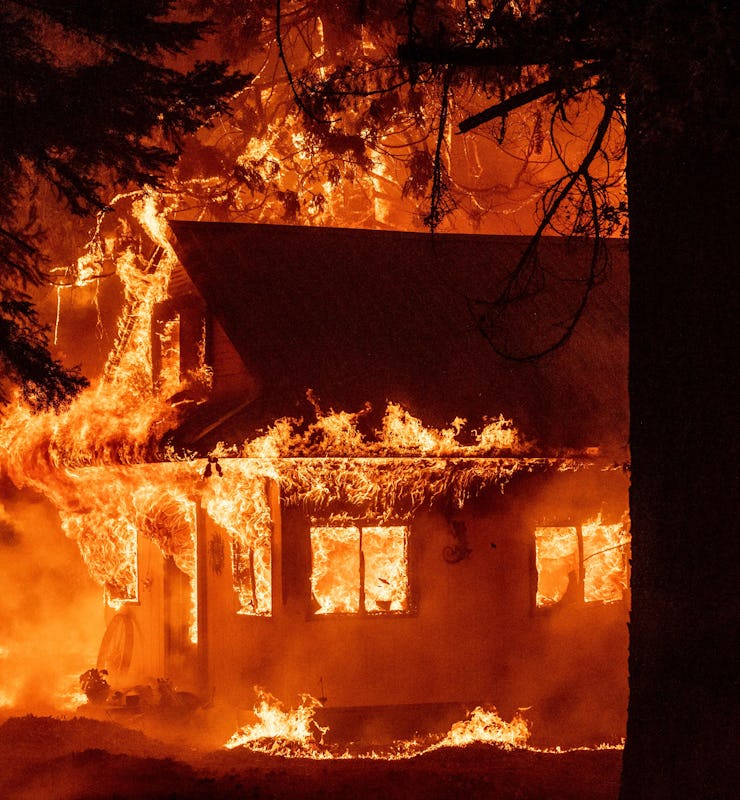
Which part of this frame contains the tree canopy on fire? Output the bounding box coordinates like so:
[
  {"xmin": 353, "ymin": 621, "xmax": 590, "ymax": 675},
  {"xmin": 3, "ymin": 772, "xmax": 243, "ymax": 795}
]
[{"xmin": 0, "ymin": 0, "xmax": 247, "ymax": 409}]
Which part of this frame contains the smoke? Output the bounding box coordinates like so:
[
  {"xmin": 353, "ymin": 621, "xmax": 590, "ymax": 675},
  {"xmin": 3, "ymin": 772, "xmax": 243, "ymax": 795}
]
[{"xmin": 0, "ymin": 485, "xmax": 104, "ymax": 716}]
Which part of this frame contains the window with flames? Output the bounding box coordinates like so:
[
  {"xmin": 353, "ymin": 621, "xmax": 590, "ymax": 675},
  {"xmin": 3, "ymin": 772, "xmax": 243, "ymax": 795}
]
[
  {"xmin": 534, "ymin": 516, "xmax": 630, "ymax": 607},
  {"xmin": 310, "ymin": 525, "xmax": 410, "ymax": 615}
]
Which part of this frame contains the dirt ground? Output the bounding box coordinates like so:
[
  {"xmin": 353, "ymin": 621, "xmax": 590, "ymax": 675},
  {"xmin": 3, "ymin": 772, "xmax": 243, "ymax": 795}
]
[{"xmin": 0, "ymin": 715, "xmax": 623, "ymax": 800}]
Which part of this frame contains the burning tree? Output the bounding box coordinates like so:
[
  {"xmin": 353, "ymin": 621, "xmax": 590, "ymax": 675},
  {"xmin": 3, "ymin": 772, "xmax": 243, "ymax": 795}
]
[{"xmin": 0, "ymin": 0, "xmax": 247, "ymax": 409}]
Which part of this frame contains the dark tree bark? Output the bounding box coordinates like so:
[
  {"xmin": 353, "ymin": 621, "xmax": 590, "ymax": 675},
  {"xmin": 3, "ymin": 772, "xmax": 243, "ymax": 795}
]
[{"xmin": 622, "ymin": 21, "xmax": 739, "ymax": 797}]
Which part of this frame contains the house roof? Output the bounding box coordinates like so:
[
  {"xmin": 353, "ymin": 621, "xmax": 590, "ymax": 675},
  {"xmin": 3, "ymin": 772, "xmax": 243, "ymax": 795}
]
[{"xmin": 168, "ymin": 221, "xmax": 628, "ymax": 456}]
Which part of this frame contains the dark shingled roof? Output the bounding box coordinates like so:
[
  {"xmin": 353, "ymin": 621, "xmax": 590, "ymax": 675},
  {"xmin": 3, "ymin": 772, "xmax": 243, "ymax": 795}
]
[{"xmin": 168, "ymin": 221, "xmax": 628, "ymax": 456}]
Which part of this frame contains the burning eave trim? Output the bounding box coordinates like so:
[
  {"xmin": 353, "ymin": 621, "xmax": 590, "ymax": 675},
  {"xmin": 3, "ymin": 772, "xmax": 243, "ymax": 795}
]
[
  {"xmin": 268, "ymin": 455, "xmax": 598, "ymax": 521},
  {"xmin": 29, "ymin": 453, "xmax": 617, "ymax": 609}
]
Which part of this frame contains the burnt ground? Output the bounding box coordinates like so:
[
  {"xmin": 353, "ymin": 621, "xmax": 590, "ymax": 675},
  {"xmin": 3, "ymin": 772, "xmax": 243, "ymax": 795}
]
[{"xmin": 0, "ymin": 715, "xmax": 623, "ymax": 800}]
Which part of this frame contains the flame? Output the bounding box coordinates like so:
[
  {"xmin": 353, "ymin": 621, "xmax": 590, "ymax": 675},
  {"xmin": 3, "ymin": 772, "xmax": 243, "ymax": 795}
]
[
  {"xmin": 201, "ymin": 461, "xmax": 274, "ymax": 616},
  {"xmin": 310, "ymin": 525, "xmax": 409, "ymax": 615},
  {"xmin": 1, "ymin": 384, "xmax": 584, "ymax": 631},
  {"xmin": 535, "ymin": 526, "xmax": 579, "ymax": 607},
  {"xmin": 361, "ymin": 526, "xmax": 409, "ymax": 612},
  {"xmin": 310, "ymin": 526, "xmax": 361, "ymax": 613},
  {"xmin": 132, "ymin": 484, "xmax": 199, "ymax": 640},
  {"xmin": 431, "ymin": 706, "xmax": 532, "ymax": 750},
  {"xmin": 225, "ymin": 689, "xmax": 532, "ymax": 759},
  {"xmin": 0, "ymin": 9, "xmax": 627, "ymax": 722},
  {"xmin": 224, "ymin": 690, "xmax": 624, "ymax": 759},
  {"xmin": 225, "ymin": 687, "xmax": 330, "ymax": 757}
]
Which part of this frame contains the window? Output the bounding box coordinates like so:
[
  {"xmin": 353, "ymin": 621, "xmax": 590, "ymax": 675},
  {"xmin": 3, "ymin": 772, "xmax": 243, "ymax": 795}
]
[
  {"xmin": 534, "ymin": 526, "xmax": 579, "ymax": 606},
  {"xmin": 535, "ymin": 516, "xmax": 630, "ymax": 607},
  {"xmin": 581, "ymin": 518, "xmax": 630, "ymax": 603},
  {"xmin": 202, "ymin": 475, "xmax": 273, "ymax": 617},
  {"xmin": 151, "ymin": 298, "xmax": 209, "ymax": 398},
  {"xmin": 310, "ymin": 525, "xmax": 410, "ymax": 614},
  {"xmin": 232, "ymin": 533, "xmax": 272, "ymax": 616}
]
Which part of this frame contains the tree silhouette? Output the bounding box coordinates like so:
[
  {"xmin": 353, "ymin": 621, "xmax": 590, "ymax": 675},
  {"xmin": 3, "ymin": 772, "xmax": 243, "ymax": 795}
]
[{"xmin": 0, "ymin": 0, "xmax": 248, "ymax": 409}]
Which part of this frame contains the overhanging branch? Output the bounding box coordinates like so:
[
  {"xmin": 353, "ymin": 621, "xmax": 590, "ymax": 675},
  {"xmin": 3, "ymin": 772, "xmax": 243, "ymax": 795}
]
[
  {"xmin": 459, "ymin": 63, "xmax": 601, "ymax": 133},
  {"xmin": 471, "ymin": 96, "xmax": 617, "ymax": 361}
]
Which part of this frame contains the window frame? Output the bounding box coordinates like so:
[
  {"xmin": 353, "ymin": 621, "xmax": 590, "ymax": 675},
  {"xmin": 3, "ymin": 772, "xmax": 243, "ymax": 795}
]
[
  {"xmin": 309, "ymin": 521, "xmax": 412, "ymax": 617},
  {"xmin": 533, "ymin": 516, "xmax": 630, "ymax": 610}
]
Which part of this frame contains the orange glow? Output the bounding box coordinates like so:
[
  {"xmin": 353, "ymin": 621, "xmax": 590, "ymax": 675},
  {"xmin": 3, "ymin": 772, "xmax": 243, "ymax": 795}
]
[
  {"xmin": 0, "ymin": 9, "xmax": 630, "ymax": 740},
  {"xmin": 362, "ymin": 526, "xmax": 409, "ymax": 613},
  {"xmin": 133, "ymin": 486, "xmax": 198, "ymax": 641},
  {"xmin": 201, "ymin": 461, "xmax": 273, "ymax": 616},
  {"xmin": 310, "ymin": 525, "xmax": 409, "ymax": 614},
  {"xmin": 156, "ymin": 314, "xmax": 182, "ymax": 392},
  {"xmin": 311, "ymin": 526, "xmax": 361, "ymax": 614},
  {"xmin": 0, "ymin": 646, "xmax": 14, "ymax": 709},
  {"xmin": 432, "ymin": 706, "xmax": 531, "ymax": 750}
]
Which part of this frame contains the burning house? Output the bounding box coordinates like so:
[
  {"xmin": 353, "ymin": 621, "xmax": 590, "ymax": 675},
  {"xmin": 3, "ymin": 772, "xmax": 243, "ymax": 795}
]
[{"xmin": 23, "ymin": 223, "xmax": 630, "ymax": 745}]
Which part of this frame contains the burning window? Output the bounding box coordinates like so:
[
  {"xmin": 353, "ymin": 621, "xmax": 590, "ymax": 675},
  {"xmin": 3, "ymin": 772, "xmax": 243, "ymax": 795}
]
[
  {"xmin": 534, "ymin": 526, "xmax": 579, "ymax": 607},
  {"xmin": 202, "ymin": 469, "xmax": 273, "ymax": 617},
  {"xmin": 582, "ymin": 518, "xmax": 630, "ymax": 603},
  {"xmin": 535, "ymin": 516, "xmax": 630, "ymax": 607},
  {"xmin": 232, "ymin": 535, "xmax": 272, "ymax": 616},
  {"xmin": 152, "ymin": 299, "xmax": 210, "ymax": 397},
  {"xmin": 310, "ymin": 525, "xmax": 409, "ymax": 614}
]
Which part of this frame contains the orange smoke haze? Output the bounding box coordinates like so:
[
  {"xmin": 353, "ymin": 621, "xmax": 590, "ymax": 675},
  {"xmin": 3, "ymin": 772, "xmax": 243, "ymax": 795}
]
[{"xmin": 0, "ymin": 488, "xmax": 102, "ymax": 715}]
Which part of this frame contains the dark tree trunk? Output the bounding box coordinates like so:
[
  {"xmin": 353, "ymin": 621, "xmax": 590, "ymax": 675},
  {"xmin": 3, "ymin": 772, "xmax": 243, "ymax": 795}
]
[{"xmin": 621, "ymin": 20, "xmax": 739, "ymax": 797}]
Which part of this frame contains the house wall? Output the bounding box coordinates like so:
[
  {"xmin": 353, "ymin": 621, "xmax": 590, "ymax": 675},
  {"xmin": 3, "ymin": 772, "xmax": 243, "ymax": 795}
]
[
  {"xmin": 208, "ymin": 317, "xmax": 256, "ymax": 398},
  {"xmin": 199, "ymin": 466, "xmax": 630, "ymax": 745}
]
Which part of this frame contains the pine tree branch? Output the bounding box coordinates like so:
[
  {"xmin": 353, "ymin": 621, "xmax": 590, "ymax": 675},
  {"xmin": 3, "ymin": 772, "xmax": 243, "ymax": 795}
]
[
  {"xmin": 471, "ymin": 96, "xmax": 616, "ymax": 361},
  {"xmin": 458, "ymin": 63, "xmax": 601, "ymax": 133}
]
